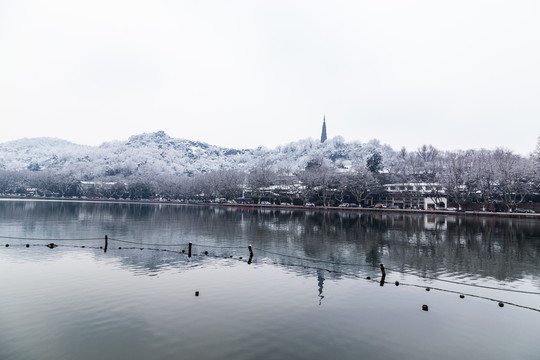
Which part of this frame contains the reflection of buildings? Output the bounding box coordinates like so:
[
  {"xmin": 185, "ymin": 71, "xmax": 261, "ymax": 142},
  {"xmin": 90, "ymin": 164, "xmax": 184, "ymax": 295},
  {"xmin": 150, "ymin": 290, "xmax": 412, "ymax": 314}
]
[
  {"xmin": 424, "ymin": 215, "xmax": 447, "ymax": 231},
  {"xmin": 379, "ymin": 183, "xmax": 448, "ymax": 210}
]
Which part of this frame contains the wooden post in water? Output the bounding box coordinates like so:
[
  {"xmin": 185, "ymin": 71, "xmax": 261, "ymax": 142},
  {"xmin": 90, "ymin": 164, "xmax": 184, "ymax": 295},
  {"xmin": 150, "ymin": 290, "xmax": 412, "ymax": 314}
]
[
  {"xmin": 188, "ymin": 242, "xmax": 192, "ymax": 258},
  {"xmin": 380, "ymin": 263, "xmax": 386, "ymax": 277},
  {"xmin": 248, "ymin": 245, "xmax": 253, "ymax": 264},
  {"xmin": 104, "ymin": 235, "xmax": 108, "ymax": 253}
]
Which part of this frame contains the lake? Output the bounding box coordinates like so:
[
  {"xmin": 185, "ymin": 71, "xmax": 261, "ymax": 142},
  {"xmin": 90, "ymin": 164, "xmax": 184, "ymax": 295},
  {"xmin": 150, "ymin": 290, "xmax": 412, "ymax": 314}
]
[{"xmin": 0, "ymin": 199, "xmax": 539, "ymax": 360}]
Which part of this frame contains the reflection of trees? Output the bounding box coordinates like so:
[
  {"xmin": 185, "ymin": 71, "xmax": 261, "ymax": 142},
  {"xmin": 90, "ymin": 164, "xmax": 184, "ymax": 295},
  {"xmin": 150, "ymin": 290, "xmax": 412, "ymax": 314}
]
[{"xmin": 1, "ymin": 200, "xmax": 539, "ymax": 283}]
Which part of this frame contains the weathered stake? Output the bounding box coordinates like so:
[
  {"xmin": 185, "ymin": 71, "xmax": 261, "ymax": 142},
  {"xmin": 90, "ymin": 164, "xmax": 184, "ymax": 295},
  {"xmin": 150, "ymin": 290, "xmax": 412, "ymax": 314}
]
[
  {"xmin": 379, "ymin": 263, "xmax": 386, "ymax": 286},
  {"xmin": 247, "ymin": 245, "xmax": 254, "ymax": 264},
  {"xmin": 188, "ymin": 242, "xmax": 192, "ymax": 258},
  {"xmin": 104, "ymin": 235, "xmax": 108, "ymax": 253}
]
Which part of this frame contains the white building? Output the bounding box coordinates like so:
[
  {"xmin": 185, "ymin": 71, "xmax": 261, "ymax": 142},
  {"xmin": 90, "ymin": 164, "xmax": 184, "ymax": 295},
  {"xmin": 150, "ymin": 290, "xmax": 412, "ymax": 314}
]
[{"xmin": 380, "ymin": 183, "xmax": 447, "ymax": 210}]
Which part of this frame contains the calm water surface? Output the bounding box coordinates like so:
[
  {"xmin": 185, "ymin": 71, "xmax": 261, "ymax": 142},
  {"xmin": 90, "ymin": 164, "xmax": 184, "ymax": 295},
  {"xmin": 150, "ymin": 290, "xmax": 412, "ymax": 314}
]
[{"xmin": 0, "ymin": 199, "xmax": 539, "ymax": 360}]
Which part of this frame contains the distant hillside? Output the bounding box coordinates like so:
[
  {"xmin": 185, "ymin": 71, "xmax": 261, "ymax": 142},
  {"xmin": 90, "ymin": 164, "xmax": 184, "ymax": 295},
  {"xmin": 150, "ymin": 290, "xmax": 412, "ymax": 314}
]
[{"xmin": 0, "ymin": 131, "xmax": 396, "ymax": 180}]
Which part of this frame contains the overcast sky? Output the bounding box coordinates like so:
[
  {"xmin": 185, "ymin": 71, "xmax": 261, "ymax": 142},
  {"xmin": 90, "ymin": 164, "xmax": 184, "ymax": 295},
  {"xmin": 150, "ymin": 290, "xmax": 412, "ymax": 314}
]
[{"xmin": 1, "ymin": 0, "xmax": 538, "ymax": 155}]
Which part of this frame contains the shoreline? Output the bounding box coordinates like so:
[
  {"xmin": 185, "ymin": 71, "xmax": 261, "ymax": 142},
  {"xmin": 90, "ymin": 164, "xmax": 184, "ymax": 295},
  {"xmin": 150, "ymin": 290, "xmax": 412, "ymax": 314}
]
[{"xmin": 2, "ymin": 195, "xmax": 539, "ymax": 220}]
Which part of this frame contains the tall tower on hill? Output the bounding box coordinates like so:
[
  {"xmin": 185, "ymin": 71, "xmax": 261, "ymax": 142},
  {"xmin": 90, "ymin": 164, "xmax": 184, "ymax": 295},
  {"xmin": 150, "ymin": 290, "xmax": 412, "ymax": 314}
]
[{"xmin": 321, "ymin": 115, "xmax": 327, "ymax": 143}]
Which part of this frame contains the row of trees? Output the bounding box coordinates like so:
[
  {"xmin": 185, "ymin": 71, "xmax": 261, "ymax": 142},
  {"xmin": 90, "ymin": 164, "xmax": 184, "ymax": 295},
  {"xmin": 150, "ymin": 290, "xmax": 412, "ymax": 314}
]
[
  {"xmin": 1, "ymin": 139, "xmax": 539, "ymax": 211},
  {"xmin": 387, "ymin": 145, "xmax": 538, "ymax": 211}
]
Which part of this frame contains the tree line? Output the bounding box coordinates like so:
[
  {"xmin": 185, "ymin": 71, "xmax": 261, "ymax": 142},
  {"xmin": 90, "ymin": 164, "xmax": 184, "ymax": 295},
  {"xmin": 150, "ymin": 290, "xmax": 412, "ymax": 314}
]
[{"xmin": 1, "ymin": 139, "xmax": 539, "ymax": 211}]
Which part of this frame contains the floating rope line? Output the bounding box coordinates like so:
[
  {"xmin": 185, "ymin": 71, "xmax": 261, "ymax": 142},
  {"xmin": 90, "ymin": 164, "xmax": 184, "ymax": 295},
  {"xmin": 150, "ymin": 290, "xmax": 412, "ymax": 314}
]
[
  {"xmin": 2, "ymin": 233, "xmax": 540, "ymax": 301},
  {"xmin": 383, "ymin": 265, "xmax": 540, "ymax": 295},
  {"xmin": 193, "ymin": 243, "xmax": 246, "ymax": 249},
  {"xmin": 4, "ymin": 239, "xmax": 540, "ymax": 313},
  {"xmin": 108, "ymin": 237, "xmax": 189, "ymax": 247},
  {"xmin": 250, "ymin": 257, "xmax": 540, "ymax": 314},
  {"xmin": 395, "ymin": 282, "xmax": 540, "ymax": 313},
  {"xmin": 0, "ymin": 235, "xmax": 103, "ymax": 241}
]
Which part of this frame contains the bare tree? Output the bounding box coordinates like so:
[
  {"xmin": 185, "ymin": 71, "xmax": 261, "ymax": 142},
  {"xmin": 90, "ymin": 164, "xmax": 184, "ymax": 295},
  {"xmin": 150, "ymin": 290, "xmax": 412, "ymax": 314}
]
[
  {"xmin": 297, "ymin": 158, "xmax": 327, "ymax": 205},
  {"xmin": 415, "ymin": 145, "xmax": 442, "ymax": 183},
  {"xmin": 335, "ymin": 173, "xmax": 353, "ymax": 204},
  {"xmin": 217, "ymin": 169, "xmax": 245, "ymax": 200},
  {"xmin": 301, "ymin": 158, "xmax": 335, "ymax": 206},
  {"xmin": 532, "ymin": 136, "xmax": 540, "ymax": 193},
  {"xmin": 348, "ymin": 166, "xmax": 379, "ymax": 205},
  {"xmin": 319, "ymin": 164, "xmax": 337, "ymax": 206},
  {"xmin": 492, "ymin": 148, "xmax": 533, "ymax": 211},
  {"xmin": 248, "ymin": 162, "xmax": 275, "ymax": 203},
  {"xmin": 440, "ymin": 151, "xmax": 473, "ymax": 209},
  {"xmin": 467, "ymin": 150, "xmax": 496, "ymax": 208}
]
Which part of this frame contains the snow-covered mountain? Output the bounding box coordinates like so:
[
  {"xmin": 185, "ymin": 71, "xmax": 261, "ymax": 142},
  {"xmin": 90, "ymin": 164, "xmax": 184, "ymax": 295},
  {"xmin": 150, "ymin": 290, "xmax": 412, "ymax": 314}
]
[{"xmin": 0, "ymin": 131, "xmax": 396, "ymax": 179}]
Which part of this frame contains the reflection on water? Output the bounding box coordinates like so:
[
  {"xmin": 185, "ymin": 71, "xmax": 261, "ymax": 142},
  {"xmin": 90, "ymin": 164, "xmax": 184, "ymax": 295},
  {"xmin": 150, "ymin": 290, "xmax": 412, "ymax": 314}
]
[
  {"xmin": 1, "ymin": 199, "xmax": 538, "ymax": 286},
  {"xmin": 1, "ymin": 200, "xmax": 539, "ymax": 360}
]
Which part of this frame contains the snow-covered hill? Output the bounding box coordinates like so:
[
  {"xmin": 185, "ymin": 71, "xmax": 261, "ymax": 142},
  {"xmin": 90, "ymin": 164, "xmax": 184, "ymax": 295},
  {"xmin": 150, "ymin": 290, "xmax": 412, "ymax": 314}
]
[{"xmin": 0, "ymin": 131, "xmax": 396, "ymax": 179}]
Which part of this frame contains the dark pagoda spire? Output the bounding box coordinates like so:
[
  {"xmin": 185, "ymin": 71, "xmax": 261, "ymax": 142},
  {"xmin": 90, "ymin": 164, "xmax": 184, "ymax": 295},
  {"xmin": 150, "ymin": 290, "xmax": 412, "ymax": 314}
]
[{"xmin": 320, "ymin": 115, "xmax": 327, "ymax": 143}]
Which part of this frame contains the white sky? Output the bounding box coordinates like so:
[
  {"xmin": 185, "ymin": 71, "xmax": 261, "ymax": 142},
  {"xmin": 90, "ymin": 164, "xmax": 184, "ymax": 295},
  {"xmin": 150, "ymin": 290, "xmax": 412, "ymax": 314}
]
[{"xmin": 1, "ymin": 0, "xmax": 539, "ymax": 155}]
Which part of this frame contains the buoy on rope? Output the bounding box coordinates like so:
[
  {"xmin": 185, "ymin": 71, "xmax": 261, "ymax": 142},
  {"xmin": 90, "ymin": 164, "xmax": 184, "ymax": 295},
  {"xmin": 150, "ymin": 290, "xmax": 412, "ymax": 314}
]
[{"xmin": 422, "ymin": 305, "xmax": 429, "ymax": 311}]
